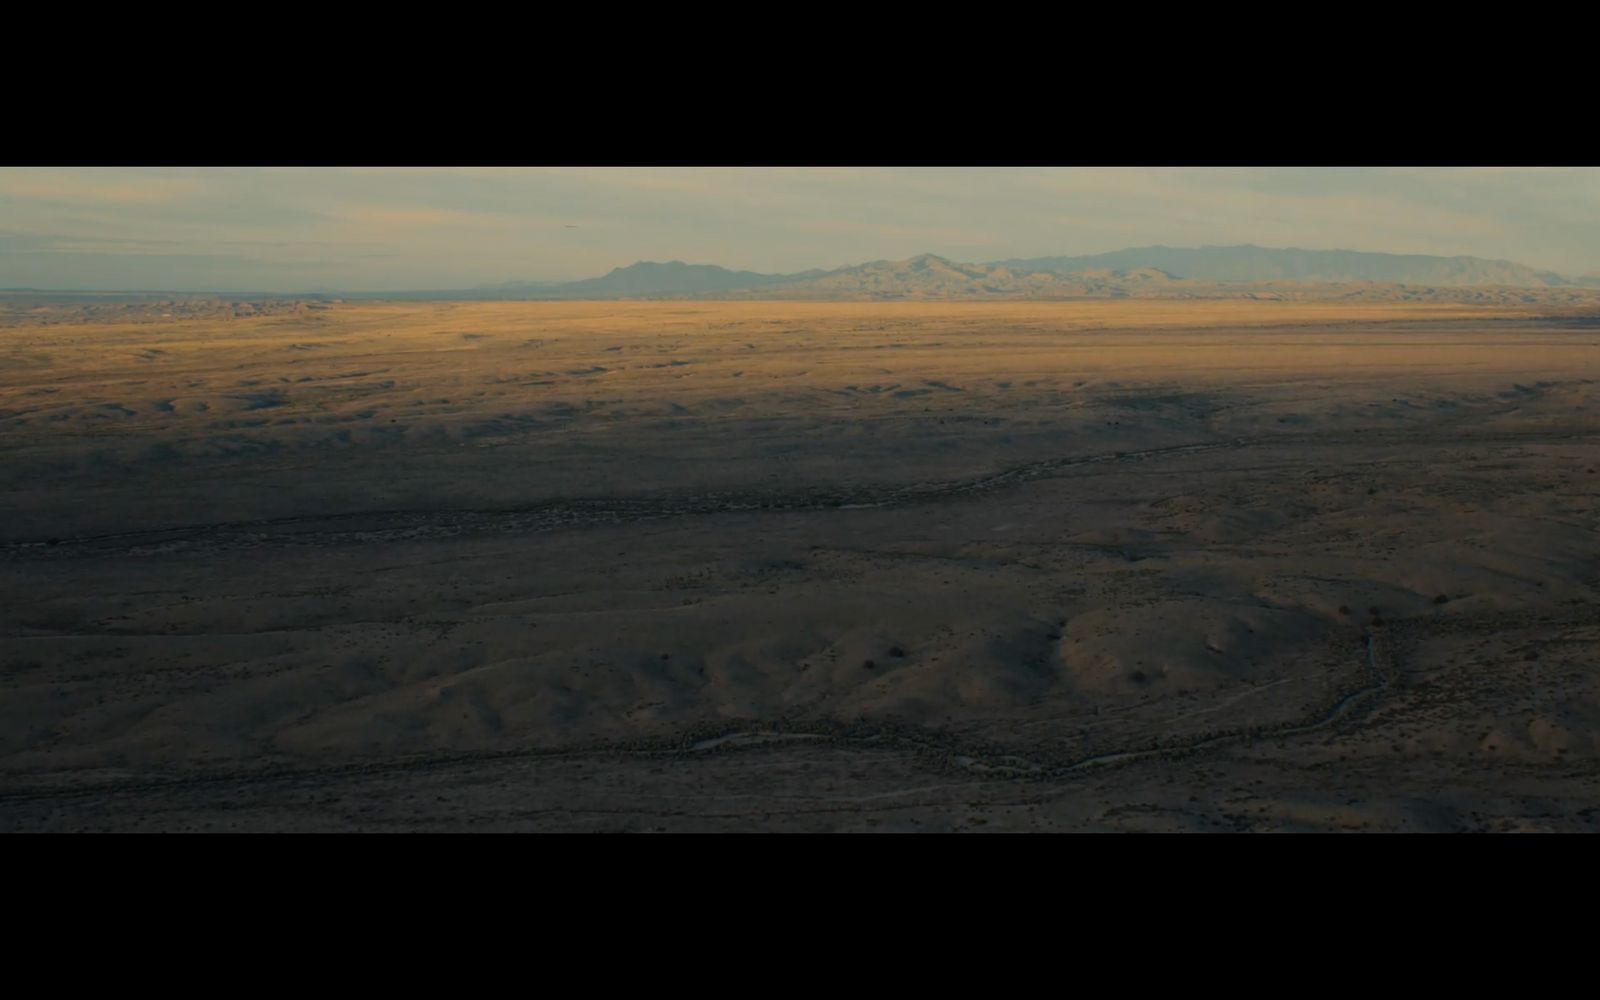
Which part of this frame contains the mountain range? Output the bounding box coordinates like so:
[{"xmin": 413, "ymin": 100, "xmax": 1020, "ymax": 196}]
[
  {"xmin": 990, "ymin": 245, "xmax": 1581, "ymax": 287},
  {"xmin": 354, "ymin": 245, "xmax": 1600, "ymax": 301}
]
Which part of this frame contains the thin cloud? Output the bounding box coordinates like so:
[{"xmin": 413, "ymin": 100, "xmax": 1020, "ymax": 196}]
[
  {"xmin": 3, "ymin": 167, "xmax": 1598, "ymax": 289},
  {"xmin": 0, "ymin": 171, "xmax": 213, "ymax": 206}
]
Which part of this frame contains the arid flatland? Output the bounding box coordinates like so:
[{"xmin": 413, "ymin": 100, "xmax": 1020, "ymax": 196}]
[{"xmin": 3, "ymin": 300, "xmax": 1598, "ymax": 831}]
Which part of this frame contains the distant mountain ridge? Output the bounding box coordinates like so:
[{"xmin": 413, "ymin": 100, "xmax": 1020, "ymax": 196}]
[
  {"xmin": 316, "ymin": 246, "xmax": 1600, "ymax": 301},
  {"xmin": 988, "ymin": 245, "xmax": 1586, "ymax": 288},
  {"xmin": 532, "ymin": 246, "xmax": 1600, "ymax": 299},
  {"xmin": 556, "ymin": 260, "xmax": 822, "ymax": 295}
]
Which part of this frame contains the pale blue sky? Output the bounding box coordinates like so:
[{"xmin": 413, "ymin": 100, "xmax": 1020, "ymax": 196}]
[{"xmin": 2, "ymin": 167, "xmax": 1596, "ymax": 291}]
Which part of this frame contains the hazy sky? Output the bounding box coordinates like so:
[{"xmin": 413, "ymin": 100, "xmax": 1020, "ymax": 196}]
[{"xmin": 3, "ymin": 167, "xmax": 1597, "ymax": 291}]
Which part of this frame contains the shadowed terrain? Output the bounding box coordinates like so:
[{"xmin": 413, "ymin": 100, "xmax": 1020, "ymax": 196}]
[{"xmin": 3, "ymin": 300, "xmax": 1598, "ymax": 831}]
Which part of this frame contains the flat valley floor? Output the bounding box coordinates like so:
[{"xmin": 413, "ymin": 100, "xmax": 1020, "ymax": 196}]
[{"xmin": 3, "ymin": 299, "xmax": 1598, "ymax": 832}]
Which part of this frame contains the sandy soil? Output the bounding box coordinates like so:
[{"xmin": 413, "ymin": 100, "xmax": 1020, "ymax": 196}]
[{"xmin": 3, "ymin": 300, "xmax": 1598, "ymax": 831}]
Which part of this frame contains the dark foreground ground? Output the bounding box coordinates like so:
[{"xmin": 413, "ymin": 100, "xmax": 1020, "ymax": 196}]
[{"xmin": 3, "ymin": 301, "xmax": 1598, "ymax": 831}]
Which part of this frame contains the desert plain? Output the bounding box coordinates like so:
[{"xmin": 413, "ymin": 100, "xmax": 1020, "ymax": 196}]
[{"xmin": 2, "ymin": 298, "xmax": 1598, "ymax": 831}]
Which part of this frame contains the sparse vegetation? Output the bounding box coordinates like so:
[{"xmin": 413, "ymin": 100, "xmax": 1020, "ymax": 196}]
[{"xmin": 4, "ymin": 299, "xmax": 1597, "ymax": 832}]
